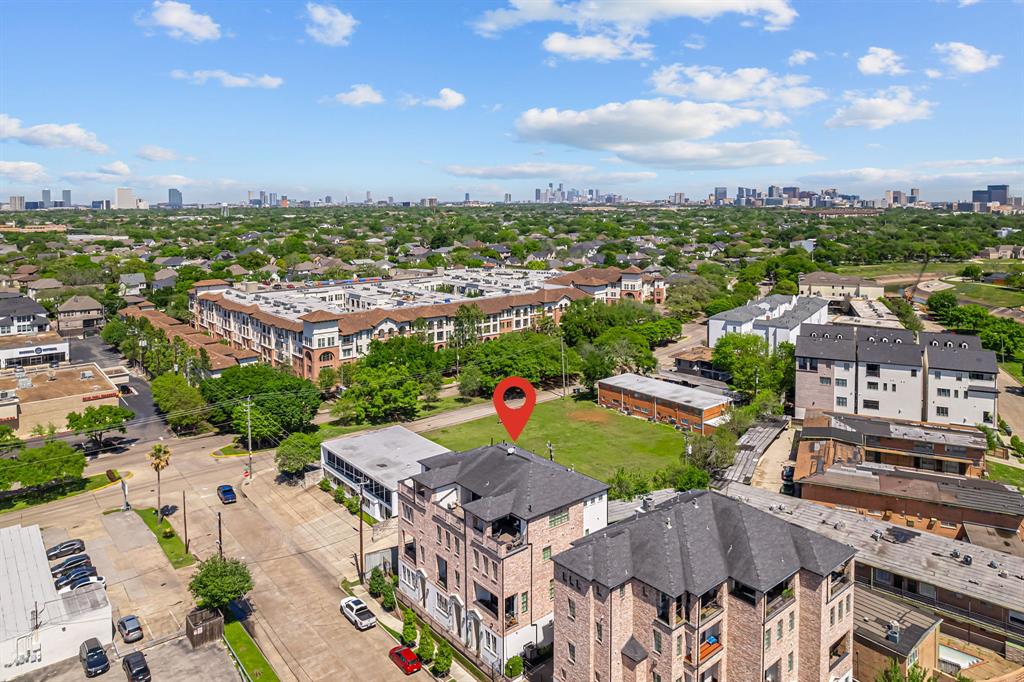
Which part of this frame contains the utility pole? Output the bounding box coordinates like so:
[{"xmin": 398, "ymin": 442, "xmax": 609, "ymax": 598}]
[
  {"xmin": 217, "ymin": 512, "xmax": 223, "ymax": 558},
  {"xmin": 182, "ymin": 490, "xmax": 189, "ymax": 553},
  {"xmin": 246, "ymin": 395, "xmax": 253, "ymax": 483},
  {"xmin": 560, "ymin": 335, "xmax": 567, "ymax": 397},
  {"xmin": 358, "ymin": 480, "xmax": 365, "ymax": 584}
]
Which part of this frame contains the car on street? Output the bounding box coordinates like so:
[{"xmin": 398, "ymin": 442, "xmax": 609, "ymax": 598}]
[
  {"xmin": 340, "ymin": 597, "xmax": 377, "ymax": 630},
  {"xmin": 781, "ymin": 465, "xmax": 795, "ymax": 483},
  {"xmin": 389, "ymin": 646, "xmax": 421, "ymax": 675},
  {"xmin": 47, "ymin": 539, "xmax": 85, "ymax": 560},
  {"xmin": 59, "ymin": 575, "xmax": 106, "ymax": 594},
  {"xmin": 121, "ymin": 651, "xmax": 151, "ymax": 682},
  {"xmin": 117, "ymin": 615, "xmax": 144, "ymax": 643},
  {"xmin": 55, "ymin": 565, "xmax": 97, "ymax": 589},
  {"xmin": 51, "ymin": 554, "xmax": 91, "ymax": 576},
  {"xmin": 79, "ymin": 638, "xmax": 109, "ymax": 677},
  {"xmin": 217, "ymin": 484, "xmax": 237, "ymax": 504}
]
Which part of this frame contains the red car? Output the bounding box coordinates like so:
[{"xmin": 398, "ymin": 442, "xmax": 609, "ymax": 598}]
[{"xmin": 389, "ymin": 646, "xmax": 421, "ymax": 675}]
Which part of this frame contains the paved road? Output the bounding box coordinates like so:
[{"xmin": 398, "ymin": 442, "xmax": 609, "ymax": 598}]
[
  {"xmin": 998, "ymin": 369, "xmax": 1024, "ymax": 440},
  {"xmin": 654, "ymin": 321, "xmax": 706, "ymax": 369}
]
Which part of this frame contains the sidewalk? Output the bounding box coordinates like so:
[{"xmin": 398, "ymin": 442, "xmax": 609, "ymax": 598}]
[{"xmin": 349, "ymin": 582, "xmax": 479, "ymax": 682}]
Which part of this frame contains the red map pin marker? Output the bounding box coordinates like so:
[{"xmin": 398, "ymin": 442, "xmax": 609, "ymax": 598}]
[{"xmin": 492, "ymin": 376, "xmax": 537, "ymax": 441}]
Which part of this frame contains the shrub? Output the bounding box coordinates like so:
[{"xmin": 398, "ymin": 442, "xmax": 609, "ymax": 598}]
[
  {"xmin": 369, "ymin": 567, "xmax": 386, "ymax": 597},
  {"xmin": 381, "ymin": 581, "xmax": 396, "ymax": 611},
  {"xmin": 318, "ymin": 478, "xmax": 332, "ymax": 493},
  {"xmin": 1011, "ymin": 435, "xmax": 1024, "ymax": 456},
  {"xmin": 344, "ymin": 495, "xmax": 360, "ymax": 515},
  {"xmin": 431, "ymin": 638, "xmax": 452, "ymax": 677},
  {"xmin": 162, "ymin": 527, "xmax": 176, "ymax": 539},
  {"xmin": 401, "ymin": 608, "xmax": 418, "ymax": 647},
  {"xmin": 416, "ymin": 624, "xmax": 435, "ymax": 664},
  {"xmin": 505, "ymin": 655, "xmax": 524, "ymax": 678},
  {"xmin": 333, "ymin": 486, "xmax": 347, "ymax": 505}
]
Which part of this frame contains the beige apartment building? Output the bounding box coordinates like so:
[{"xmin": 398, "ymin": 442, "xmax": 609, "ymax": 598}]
[
  {"xmin": 798, "ymin": 271, "xmax": 884, "ymax": 303},
  {"xmin": 552, "ymin": 490, "xmax": 857, "ymax": 682},
  {"xmin": 396, "ymin": 444, "xmax": 608, "ymax": 673}
]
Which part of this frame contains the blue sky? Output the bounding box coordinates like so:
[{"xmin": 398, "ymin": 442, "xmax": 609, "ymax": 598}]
[{"xmin": 1, "ymin": 0, "xmax": 1022, "ymax": 204}]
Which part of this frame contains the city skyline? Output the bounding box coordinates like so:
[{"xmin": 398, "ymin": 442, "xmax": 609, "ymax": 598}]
[{"xmin": 1, "ymin": 1, "xmax": 1022, "ymax": 203}]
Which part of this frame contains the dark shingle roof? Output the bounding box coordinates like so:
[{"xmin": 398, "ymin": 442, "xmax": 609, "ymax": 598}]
[
  {"xmin": 856, "ymin": 340, "xmax": 922, "ymax": 367},
  {"xmin": 926, "ymin": 346, "xmax": 997, "ymax": 373},
  {"xmin": 411, "ymin": 445, "xmax": 607, "ymax": 521},
  {"xmin": 621, "ymin": 637, "xmax": 648, "ymax": 662},
  {"xmin": 0, "ymin": 296, "xmax": 48, "ymax": 320},
  {"xmin": 555, "ymin": 490, "xmax": 854, "ymax": 596},
  {"xmin": 796, "ymin": 336, "xmax": 857, "ymax": 362}
]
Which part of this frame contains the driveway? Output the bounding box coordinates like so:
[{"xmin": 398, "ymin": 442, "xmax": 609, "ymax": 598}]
[
  {"xmin": 998, "ymin": 369, "xmax": 1024, "ymax": 438},
  {"xmin": 70, "ymin": 335, "xmax": 122, "ymax": 367}
]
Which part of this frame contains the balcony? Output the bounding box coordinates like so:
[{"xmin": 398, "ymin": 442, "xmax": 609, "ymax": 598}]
[
  {"xmin": 474, "ymin": 585, "xmax": 499, "ymax": 620},
  {"xmin": 404, "ymin": 542, "xmax": 417, "ymax": 565},
  {"xmin": 699, "ymin": 636, "xmax": 723, "ymax": 662},
  {"xmin": 432, "ymin": 503, "xmax": 465, "ymax": 529},
  {"xmin": 828, "ymin": 636, "xmax": 850, "ymax": 671},
  {"xmin": 699, "ymin": 599, "xmax": 723, "ymax": 623},
  {"xmin": 764, "ymin": 592, "xmax": 795, "ymax": 621}
]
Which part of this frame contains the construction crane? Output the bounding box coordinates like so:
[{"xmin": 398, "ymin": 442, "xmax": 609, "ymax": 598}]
[{"xmin": 903, "ymin": 254, "xmax": 931, "ymax": 302}]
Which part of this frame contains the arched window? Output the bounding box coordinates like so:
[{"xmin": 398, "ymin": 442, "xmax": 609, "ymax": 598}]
[
  {"xmin": 836, "ymin": 334, "xmax": 844, "ymax": 340},
  {"xmin": 319, "ymin": 351, "xmax": 335, "ymax": 362},
  {"xmin": 882, "ymin": 338, "xmax": 889, "ymax": 343},
  {"xmin": 946, "ymin": 341, "xmax": 953, "ymax": 348},
  {"xmin": 895, "ymin": 339, "xmax": 902, "ymax": 344},
  {"xmin": 931, "ymin": 340, "xmax": 939, "ymax": 346},
  {"xmin": 811, "ymin": 332, "xmax": 818, "ymax": 338},
  {"xmin": 960, "ymin": 342, "xmax": 968, "ymax": 349}
]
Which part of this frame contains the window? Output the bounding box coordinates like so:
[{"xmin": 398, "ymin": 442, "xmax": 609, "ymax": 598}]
[
  {"xmin": 867, "ymin": 381, "xmax": 878, "ymax": 390},
  {"xmin": 485, "ymin": 631, "xmax": 497, "ymax": 653},
  {"xmin": 568, "ymin": 598, "xmax": 576, "ymax": 621},
  {"xmin": 936, "ymin": 407, "xmax": 949, "ymax": 417},
  {"xmin": 473, "ymin": 549, "xmax": 479, "ymax": 568},
  {"xmin": 911, "ymin": 369, "xmax": 918, "ymax": 377},
  {"xmin": 549, "ymin": 509, "xmax": 569, "ymax": 527},
  {"xmin": 820, "ymin": 377, "xmax": 832, "ymax": 386},
  {"xmin": 776, "ymin": 621, "xmax": 783, "ymax": 639},
  {"xmin": 455, "ymin": 570, "xmax": 460, "ymax": 589},
  {"xmin": 969, "ymin": 372, "xmax": 987, "ymax": 381},
  {"xmin": 436, "ymin": 592, "xmax": 450, "ymax": 615},
  {"xmin": 596, "ymin": 622, "xmax": 603, "ymax": 643},
  {"xmin": 830, "ymin": 606, "xmax": 835, "ymax": 626},
  {"xmin": 436, "ymin": 525, "xmax": 442, "ymax": 544},
  {"xmin": 863, "ymin": 399, "xmax": 880, "ymax": 410},
  {"xmin": 908, "ymin": 647, "xmax": 919, "ymax": 668},
  {"xmin": 445, "ymin": 530, "xmax": 451, "ymax": 548},
  {"xmin": 543, "ymin": 546, "xmax": 552, "ymax": 561},
  {"xmin": 938, "ymin": 388, "xmax": 951, "ymax": 397},
  {"xmin": 788, "ymin": 651, "xmax": 794, "ymax": 672},
  {"xmin": 797, "ymin": 357, "xmax": 818, "ymax": 371},
  {"xmin": 676, "ymin": 635, "xmax": 682, "ymax": 656},
  {"xmin": 835, "ymin": 378, "xmax": 847, "ymax": 387},
  {"xmin": 789, "ymin": 612, "xmax": 795, "ymax": 632},
  {"xmin": 874, "ymin": 569, "xmax": 893, "ymax": 585},
  {"xmin": 837, "ymin": 600, "xmax": 844, "ymax": 620},
  {"xmin": 549, "ymin": 579, "xmax": 555, "ymax": 600},
  {"xmin": 846, "ymin": 594, "xmax": 851, "ymax": 614},
  {"xmin": 866, "ymin": 363, "xmax": 880, "ymax": 377},
  {"xmin": 653, "ymin": 630, "xmax": 663, "ymax": 654},
  {"xmin": 652, "ymin": 674, "xmax": 662, "ymax": 682},
  {"xmin": 454, "ymin": 537, "xmax": 460, "ymax": 555},
  {"xmin": 764, "ymin": 630, "xmax": 771, "ymax": 650},
  {"xmin": 836, "ymin": 397, "xmax": 848, "ymax": 407},
  {"xmin": 568, "ymin": 643, "xmax": 576, "ymax": 664}
]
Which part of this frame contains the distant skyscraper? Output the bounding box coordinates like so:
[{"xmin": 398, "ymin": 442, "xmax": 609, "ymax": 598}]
[
  {"xmin": 972, "ymin": 189, "xmax": 990, "ymax": 204},
  {"xmin": 782, "ymin": 186, "xmax": 799, "ymax": 198},
  {"xmin": 426, "ymin": 197, "xmax": 438, "ymax": 207},
  {"xmin": 366, "ymin": 191, "xmax": 372, "ymax": 204},
  {"xmin": 988, "ymin": 185, "xmax": 1009, "ymax": 205},
  {"xmin": 325, "ymin": 195, "xmax": 332, "ymax": 204},
  {"xmin": 672, "ymin": 192, "xmax": 685, "ymax": 205},
  {"xmin": 8, "ymin": 196, "xmax": 25, "ymax": 211},
  {"xmin": 114, "ymin": 187, "xmax": 136, "ymax": 210},
  {"xmin": 91, "ymin": 199, "xmax": 111, "ymax": 210},
  {"xmin": 504, "ymin": 193, "xmax": 512, "ymax": 203},
  {"xmin": 910, "ymin": 187, "xmax": 921, "ymax": 202},
  {"xmin": 714, "ymin": 187, "xmax": 727, "ymax": 203},
  {"xmin": 259, "ymin": 190, "xmax": 267, "ymax": 207},
  {"xmin": 269, "ymin": 192, "xmax": 278, "ymax": 207},
  {"xmin": 464, "ymin": 192, "xmax": 470, "ymax": 203},
  {"xmin": 535, "ymin": 188, "xmax": 542, "ymax": 202},
  {"xmin": 41, "ymin": 189, "xmax": 51, "ymax": 208},
  {"xmin": 768, "ymin": 185, "xmax": 782, "ymax": 198},
  {"xmin": 61, "ymin": 189, "xmax": 71, "ymax": 208},
  {"xmin": 168, "ymin": 188, "xmax": 183, "ymax": 208}
]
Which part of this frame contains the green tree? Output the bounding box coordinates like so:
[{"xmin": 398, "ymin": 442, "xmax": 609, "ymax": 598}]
[
  {"xmin": 100, "ymin": 318, "xmax": 129, "ymax": 347},
  {"xmin": 334, "ymin": 365, "xmax": 421, "ymax": 424},
  {"xmin": 188, "ymin": 556, "xmax": 254, "ymax": 610},
  {"xmin": 416, "ymin": 624, "xmax": 435, "ymax": 664},
  {"xmin": 874, "ymin": 658, "xmax": 938, "ymax": 682},
  {"xmin": 150, "ymin": 373, "xmax": 207, "ymax": 432},
  {"xmin": 926, "ymin": 290, "xmax": 959, "ymax": 319},
  {"xmin": 317, "ymin": 366, "xmax": 339, "ymax": 394},
  {"xmin": 960, "ymin": 263, "xmax": 983, "ymax": 281},
  {"xmin": 401, "ymin": 608, "xmax": 418, "ymax": 646},
  {"xmin": 232, "ymin": 403, "xmax": 281, "ymax": 447},
  {"xmin": 579, "ymin": 343, "xmax": 617, "ymax": 391},
  {"xmin": 463, "ymin": 331, "xmax": 578, "ymax": 393},
  {"xmin": 66, "ymin": 405, "xmax": 135, "ymax": 450},
  {"xmin": 452, "ymin": 303, "xmax": 484, "ymax": 351},
  {"xmin": 422, "ymin": 371, "xmax": 442, "ymax": 404},
  {"xmin": 380, "ymin": 580, "xmax": 396, "ymax": 610},
  {"xmin": 684, "ymin": 429, "xmax": 738, "ymax": 474},
  {"xmin": 368, "ymin": 566, "xmax": 386, "ymax": 597},
  {"xmin": 0, "ymin": 440, "xmax": 85, "ymax": 491},
  {"xmin": 431, "ymin": 638, "xmax": 453, "ymax": 677},
  {"xmin": 458, "ymin": 364, "xmax": 483, "ymax": 397},
  {"xmin": 0, "ymin": 425, "xmax": 24, "ymax": 454},
  {"xmin": 712, "ymin": 333, "xmax": 771, "ymax": 396},
  {"xmin": 945, "ymin": 304, "xmax": 990, "ymax": 333},
  {"xmin": 771, "ymin": 279, "xmax": 799, "ymax": 295},
  {"xmin": 199, "ymin": 365, "xmax": 320, "ymax": 435},
  {"xmin": 979, "ymin": 316, "xmax": 1024, "ymax": 359},
  {"xmin": 505, "ymin": 655, "xmax": 524, "ymax": 678},
  {"xmin": 274, "ymin": 432, "xmax": 321, "ymax": 475},
  {"xmin": 148, "ymin": 443, "xmax": 171, "ymax": 520}
]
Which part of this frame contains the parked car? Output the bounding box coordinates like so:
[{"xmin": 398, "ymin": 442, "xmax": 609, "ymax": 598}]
[
  {"xmin": 781, "ymin": 466, "xmax": 795, "ymax": 483},
  {"xmin": 121, "ymin": 651, "xmax": 151, "ymax": 682},
  {"xmin": 59, "ymin": 575, "xmax": 106, "ymax": 594},
  {"xmin": 217, "ymin": 484, "xmax": 236, "ymax": 504},
  {"xmin": 389, "ymin": 646, "xmax": 421, "ymax": 675},
  {"xmin": 51, "ymin": 554, "xmax": 91, "ymax": 576},
  {"xmin": 55, "ymin": 565, "xmax": 97, "ymax": 589},
  {"xmin": 79, "ymin": 638, "xmax": 109, "ymax": 677},
  {"xmin": 117, "ymin": 615, "xmax": 144, "ymax": 643},
  {"xmin": 340, "ymin": 597, "xmax": 377, "ymax": 630},
  {"xmin": 47, "ymin": 539, "xmax": 85, "ymax": 560}
]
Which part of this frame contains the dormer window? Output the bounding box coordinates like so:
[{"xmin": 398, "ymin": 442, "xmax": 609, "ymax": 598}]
[
  {"xmin": 931, "ymin": 340, "xmax": 938, "ymax": 346},
  {"xmin": 868, "ymin": 336, "xmax": 876, "ymax": 342},
  {"xmin": 836, "ymin": 334, "xmax": 843, "ymax": 340},
  {"xmin": 960, "ymin": 342, "xmax": 968, "ymax": 349},
  {"xmin": 882, "ymin": 338, "xmax": 889, "ymax": 343},
  {"xmin": 946, "ymin": 341, "xmax": 953, "ymax": 348}
]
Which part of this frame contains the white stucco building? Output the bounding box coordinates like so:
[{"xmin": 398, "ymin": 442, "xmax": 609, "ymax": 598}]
[{"xmin": 708, "ymin": 294, "xmax": 829, "ymax": 351}]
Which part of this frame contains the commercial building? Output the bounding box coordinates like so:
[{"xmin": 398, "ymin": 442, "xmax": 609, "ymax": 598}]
[
  {"xmin": 0, "ymin": 525, "xmax": 112, "ymax": 678},
  {"xmin": 396, "ymin": 444, "xmax": 608, "ymax": 672},
  {"xmin": 552, "ymin": 490, "xmax": 857, "ymax": 682},
  {"xmin": 55, "ymin": 295, "xmax": 104, "ymax": 337},
  {"xmin": 853, "ymin": 586, "xmax": 941, "ymax": 682},
  {"xmin": 0, "ymin": 296, "xmax": 50, "ymax": 336},
  {"xmin": 61, "ymin": 190, "xmax": 71, "ymax": 208},
  {"xmin": 546, "ymin": 266, "xmax": 666, "ymax": 304},
  {"xmin": 798, "ymin": 271, "xmax": 884, "ymax": 305},
  {"xmin": 795, "ymin": 327, "xmax": 998, "ymax": 425},
  {"xmin": 320, "ymin": 426, "xmax": 450, "ymax": 522},
  {"xmin": 597, "ymin": 373, "xmax": 732, "ymax": 434},
  {"xmin": 0, "ymin": 332, "xmax": 69, "ymax": 369},
  {"xmin": 113, "ymin": 187, "xmax": 136, "ymax": 210},
  {"xmin": 168, "ymin": 188, "xmax": 183, "ymax": 208},
  {"xmin": 0, "ymin": 362, "xmax": 125, "ymax": 436},
  {"xmin": 726, "ymin": 484, "xmax": 1024, "ymax": 664},
  {"xmin": 188, "ymin": 269, "xmax": 594, "ymax": 380},
  {"xmin": 708, "ymin": 295, "xmax": 829, "ymax": 351},
  {"xmin": 7, "ymin": 196, "xmax": 25, "ymax": 211}
]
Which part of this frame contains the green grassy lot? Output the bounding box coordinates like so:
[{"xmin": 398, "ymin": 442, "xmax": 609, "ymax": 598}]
[
  {"xmin": 1000, "ymin": 361, "xmax": 1024, "ymax": 384},
  {"xmin": 133, "ymin": 507, "xmax": 196, "ymax": 569},
  {"xmin": 423, "ymin": 398, "xmax": 685, "ymax": 482},
  {"xmin": 835, "ymin": 262, "xmax": 968, "ymax": 278},
  {"xmin": 224, "ymin": 619, "xmax": 281, "ymax": 682},
  {"xmin": 947, "ymin": 281, "xmax": 1024, "ymax": 308},
  {"xmin": 317, "ymin": 396, "xmax": 487, "ymax": 441},
  {"xmin": 987, "ymin": 461, "xmax": 1024, "ymax": 492},
  {"xmin": 0, "ymin": 471, "xmax": 119, "ymax": 514}
]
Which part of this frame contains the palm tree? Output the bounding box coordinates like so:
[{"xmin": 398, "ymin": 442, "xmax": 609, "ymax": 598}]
[{"xmin": 148, "ymin": 444, "xmax": 172, "ymax": 521}]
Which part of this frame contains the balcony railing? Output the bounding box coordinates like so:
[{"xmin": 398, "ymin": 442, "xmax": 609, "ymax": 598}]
[
  {"xmin": 764, "ymin": 594, "xmax": 795, "ymax": 621},
  {"xmin": 432, "ymin": 504, "xmax": 465, "ymax": 529},
  {"xmin": 404, "ymin": 544, "xmax": 417, "ymax": 564},
  {"xmin": 699, "ymin": 601, "xmax": 723, "ymax": 622},
  {"xmin": 476, "ymin": 531, "xmax": 527, "ymax": 558},
  {"xmin": 475, "ymin": 599, "xmax": 498, "ymax": 620},
  {"xmin": 829, "ymin": 651, "xmax": 850, "ymax": 670},
  {"xmin": 699, "ymin": 638, "xmax": 723, "ymax": 662}
]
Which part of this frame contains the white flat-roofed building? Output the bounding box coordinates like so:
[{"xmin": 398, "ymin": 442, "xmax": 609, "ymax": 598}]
[
  {"xmin": 320, "ymin": 426, "xmax": 451, "ymax": 521},
  {"xmin": 0, "ymin": 525, "xmax": 112, "ymax": 679}
]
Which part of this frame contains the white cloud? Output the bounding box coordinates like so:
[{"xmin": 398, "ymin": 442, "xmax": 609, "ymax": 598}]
[
  {"xmin": 799, "ymin": 167, "xmax": 1024, "ymax": 194},
  {"xmin": 137, "ymin": 144, "xmax": 192, "ymax": 161},
  {"xmin": 919, "ymin": 157, "xmax": 1022, "ymax": 168},
  {"xmin": 473, "ymin": 0, "xmax": 798, "ymax": 37},
  {"xmin": 826, "ymin": 87, "xmax": 933, "ymax": 129},
  {"xmin": 933, "ymin": 41, "xmax": 1002, "ymax": 74},
  {"xmin": 958, "ymin": 0, "xmax": 981, "ymax": 6},
  {"xmin": 650, "ymin": 64, "xmax": 826, "ymax": 109},
  {"xmin": 516, "ymin": 99, "xmax": 775, "ymax": 148},
  {"xmin": 444, "ymin": 162, "xmax": 655, "ymax": 183},
  {"xmin": 683, "ymin": 34, "xmax": 705, "ymax": 50},
  {"xmin": 542, "ymin": 32, "xmax": 652, "ymax": 61},
  {"xmin": 171, "ymin": 69, "xmax": 283, "ymax": 89},
  {"xmin": 329, "ymin": 84, "xmax": 384, "ymax": 106},
  {"xmin": 406, "ymin": 88, "xmax": 466, "ymax": 110},
  {"xmin": 925, "ymin": 68, "xmax": 943, "ymax": 79},
  {"xmin": 63, "ymin": 160, "xmax": 132, "ymax": 183},
  {"xmin": 857, "ymin": 47, "xmax": 907, "ymax": 76},
  {"xmin": 101, "ymin": 161, "xmax": 132, "ymax": 176},
  {"xmin": 305, "ymin": 2, "xmax": 357, "ymax": 46},
  {"xmin": 0, "ymin": 114, "xmax": 108, "ymax": 154},
  {"xmin": 607, "ymin": 139, "xmax": 821, "ymax": 169},
  {"xmin": 141, "ymin": 1, "xmax": 221, "ymax": 42},
  {"xmin": 0, "ymin": 161, "xmax": 47, "ymax": 184},
  {"xmin": 788, "ymin": 49, "xmax": 816, "ymax": 66}
]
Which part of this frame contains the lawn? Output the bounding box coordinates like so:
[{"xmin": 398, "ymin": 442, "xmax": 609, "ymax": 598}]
[
  {"xmin": 317, "ymin": 396, "xmax": 487, "ymax": 441},
  {"xmin": 133, "ymin": 507, "xmax": 196, "ymax": 569},
  {"xmin": 0, "ymin": 471, "xmax": 119, "ymax": 514},
  {"xmin": 948, "ymin": 281, "xmax": 1024, "ymax": 309},
  {"xmin": 224, "ymin": 619, "xmax": 281, "ymax": 682},
  {"xmin": 835, "ymin": 262, "xmax": 968, "ymax": 279},
  {"xmin": 987, "ymin": 461, "xmax": 1024, "ymax": 492},
  {"xmin": 423, "ymin": 398, "xmax": 685, "ymax": 482}
]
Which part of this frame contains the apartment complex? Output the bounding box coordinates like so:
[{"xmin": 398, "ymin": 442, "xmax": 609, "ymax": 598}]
[
  {"xmin": 546, "ymin": 266, "xmax": 666, "ymax": 304},
  {"xmin": 188, "ymin": 269, "xmax": 596, "ymax": 380},
  {"xmin": 798, "ymin": 271, "xmax": 884, "ymax": 304},
  {"xmin": 597, "ymin": 373, "xmax": 732, "ymax": 434},
  {"xmin": 708, "ymin": 295, "xmax": 829, "ymax": 351},
  {"xmin": 794, "ymin": 326, "xmax": 998, "ymax": 426},
  {"xmin": 396, "ymin": 444, "xmax": 608, "ymax": 672},
  {"xmin": 552, "ymin": 490, "xmax": 857, "ymax": 682}
]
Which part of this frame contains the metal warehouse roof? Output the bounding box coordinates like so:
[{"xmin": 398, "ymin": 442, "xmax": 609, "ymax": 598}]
[{"xmin": 599, "ymin": 373, "xmax": 732, "ymax": 411}]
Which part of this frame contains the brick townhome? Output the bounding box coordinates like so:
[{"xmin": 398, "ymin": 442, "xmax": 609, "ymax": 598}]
[
  {"xmin": 597, "ymin": 373, "xmax": 732, "ymax": 435},
  {"xmin": 396, "ymin": 444, "xmax": 608, "ymax": 672},
  {"xmin": 552, "ymin": 490, "xmax": 856, "ymax": 682}
]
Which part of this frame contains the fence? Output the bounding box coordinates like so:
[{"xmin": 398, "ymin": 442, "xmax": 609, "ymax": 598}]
[{"xmin": 186, "ymin": 608, "xmax": 224, "ymax": 649}]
